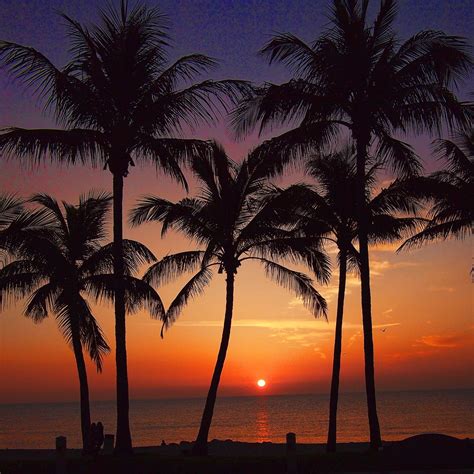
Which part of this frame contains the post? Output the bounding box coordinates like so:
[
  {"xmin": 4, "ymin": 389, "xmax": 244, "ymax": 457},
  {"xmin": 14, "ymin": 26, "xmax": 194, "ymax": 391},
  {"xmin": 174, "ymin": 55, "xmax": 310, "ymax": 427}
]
[
  {"xmin": 55, "ymin": 436, "xmax": 67, "ymax": 474},
  {"xmin": 104, "ymin": 434, "xmax": 115, "ymax": 454},
  {"xmin": 286, "ymin": 432, "xmax": 297, "ymax": 474}
]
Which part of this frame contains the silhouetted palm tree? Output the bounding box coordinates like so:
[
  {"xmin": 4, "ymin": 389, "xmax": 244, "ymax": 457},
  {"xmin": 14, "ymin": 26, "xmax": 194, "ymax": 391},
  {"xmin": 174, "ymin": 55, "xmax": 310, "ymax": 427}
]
[
  {"xmin": 0, "ymin": 1, "xmax": 250, "ymax": 452},
  {"xmin": 0, "ymin": 192, "xmax": 164, "ymax": 451},
  {"xmin": 291, "ymin": 147, "xmax": 421, "ymax": 451},
  {"xmin": 401, "ymin": 127, "xmax": 473, "ymax": 250},
  {"xmin": 130, "ymin": 144, "xmax": 330, "ymax": 455},
  {"xmin": 232, "ymin": 0, "xmax": 471, "ymax": 448}
]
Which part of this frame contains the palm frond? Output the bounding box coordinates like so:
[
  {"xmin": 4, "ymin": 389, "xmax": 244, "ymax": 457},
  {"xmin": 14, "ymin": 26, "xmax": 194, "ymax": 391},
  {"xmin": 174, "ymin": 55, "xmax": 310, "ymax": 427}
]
[
  {"xmin": 0, "ymin": 128, "xmax": 107, "ymax": 166},
  {"xmin": 164, "ymin": 267, "xmax": 213, "ymax": 336},
  {"xmin": 0, "ymin": 194, "xmax": 24, "ymax": 228},
  {"xmin": 143, "ymin": 251, "xmax": 206, "ymax": 287},
  {"xmin": 399, "ymin": 217, "xmax": 472, "ymax": 250},
  {"xmin": 375, "ymin": 132, "xmax": 422, "ymax": 178},
  {"xmin": 81, "ymin": 239, "xmax": 156, "ymax": 276},
  {"xmin": 84, "ymin": 274, "xmax": 166, "ymax": 320},
  {"xmin": 24, "ymin": 282, "xmax": 59, "ymax": 323},
  {"xmin": 260, "ymin": 259, "xmax": 327, "ymax": 319}
]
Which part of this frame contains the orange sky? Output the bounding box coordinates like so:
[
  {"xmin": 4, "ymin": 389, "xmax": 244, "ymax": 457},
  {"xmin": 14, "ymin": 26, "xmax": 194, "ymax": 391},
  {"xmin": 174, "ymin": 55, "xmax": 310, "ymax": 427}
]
[
  {"xmin": 0, "ymin": 142, "xmax": 472, "ymax": 403},
  {"xmin": 1, "ymin": 0, "xmax": 473, "ymax": 404}
]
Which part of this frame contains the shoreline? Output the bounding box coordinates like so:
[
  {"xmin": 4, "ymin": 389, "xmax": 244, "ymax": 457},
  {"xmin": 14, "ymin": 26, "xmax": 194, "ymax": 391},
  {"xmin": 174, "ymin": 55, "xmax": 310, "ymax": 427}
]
[{"xmin": 1, "ymin": 435, "xmax": 472, "ymax": 457}]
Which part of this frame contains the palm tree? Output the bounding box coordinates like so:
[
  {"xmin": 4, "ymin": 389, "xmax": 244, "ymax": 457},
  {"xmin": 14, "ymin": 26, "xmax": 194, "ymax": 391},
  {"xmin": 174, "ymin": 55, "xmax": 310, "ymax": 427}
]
[
  {"xmin": 232, "ymin": 0, "xmax": 471, "ymax": 448},
  {"xmin": 130, "ymin": 144, "xmax": 330, "ymax": 455},
  {"xmin": 0, "ymin": 1, "xmax": 251, "ymax": 452},
  {"xmin": 290, "ymin": 147, "xmax": 421, "ymax": 451},
  {"xmin": 0, "ymin": 192, "xmax": 164, "ymax": 452},
  {"xmin": 400, "ymin": 127, "xmax": 473, "ymax": 250}
]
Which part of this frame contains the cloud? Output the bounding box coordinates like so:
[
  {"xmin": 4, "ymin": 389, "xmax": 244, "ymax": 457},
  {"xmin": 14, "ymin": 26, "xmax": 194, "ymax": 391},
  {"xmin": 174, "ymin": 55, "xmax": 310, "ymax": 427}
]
[
  {"xmin": 369, "ymin": 242, "xmax": 402, "ymax": 253},
  {"xmin": 322, "ymin": 274, "xmax": 360, "ymax": 302},
  {"xmin": 416, "ymin": 333, "xmax": 469, "ymax": 349},
  {"xmin": 370, "ymin": 259, "xmax": 419, "ymax": 276},
  {"xmin": 288, "ymin": 297, "xmax": 305, "ymax": 308},
  {"xmin": 313, "ymin": 347, "xmax": 327, "ymax": 359},
  {"xmin": 347, "ymin": 330, "xmax": 361, "ymax": 348},
  {"xmin": 176, "ymin": 318, "xmax": 400, "ymax": 331},
  {"xmin": 176, "ymin": 318, "xmax": 333, "ymax": 330}
]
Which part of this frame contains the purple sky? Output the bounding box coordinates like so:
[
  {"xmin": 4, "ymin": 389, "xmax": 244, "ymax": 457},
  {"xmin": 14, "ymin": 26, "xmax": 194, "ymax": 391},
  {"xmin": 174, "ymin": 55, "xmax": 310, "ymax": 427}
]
[{"xmin": 1, "ymin": 0, "xmax": 472, "ymax": 164}]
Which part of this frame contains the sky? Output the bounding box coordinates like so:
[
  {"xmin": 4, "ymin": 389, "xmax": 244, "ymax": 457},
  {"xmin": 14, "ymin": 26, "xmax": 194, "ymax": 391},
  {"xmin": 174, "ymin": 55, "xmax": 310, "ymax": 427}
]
[{"xmin": 0, "ymin": 0, "xmax": 473, "ymax": 404}]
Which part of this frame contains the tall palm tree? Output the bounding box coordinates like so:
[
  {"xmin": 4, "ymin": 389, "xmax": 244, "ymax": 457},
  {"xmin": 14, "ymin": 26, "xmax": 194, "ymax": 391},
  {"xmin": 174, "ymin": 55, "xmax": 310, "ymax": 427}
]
[
  {"xmin": 400, "ymin": 127, "xmax": 473, "ymax": 250},
  {"xmin": 290, "ymin": 147, "xmax": 421, "ymax": 451},
  {"xmin": 0, "ymin": 192, "xmax": 164, "ymax": 452},
  {"xmin": 232, "ymin": 0, "xmax": 471, "ymax": 448},
  {"xmin": 130, "ymin": 144, "xmax": 330, "ymax": 455},
  {"xmin": 0, "ymin": 1, "xmax": 251, "ymax": 452}
]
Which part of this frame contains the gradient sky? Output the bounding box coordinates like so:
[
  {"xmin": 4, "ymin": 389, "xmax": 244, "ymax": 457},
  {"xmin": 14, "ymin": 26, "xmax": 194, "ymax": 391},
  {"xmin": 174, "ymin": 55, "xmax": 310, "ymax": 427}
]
[{"xmin": 0, "ymin": 0, "xmax": 473, "ymax": 403}]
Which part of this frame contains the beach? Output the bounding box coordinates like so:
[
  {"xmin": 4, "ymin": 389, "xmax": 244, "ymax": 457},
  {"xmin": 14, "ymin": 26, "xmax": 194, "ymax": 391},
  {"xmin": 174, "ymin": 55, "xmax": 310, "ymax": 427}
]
[{"xmin": 1, "ymin": 437, "xmax": 473, "ymax": 473}]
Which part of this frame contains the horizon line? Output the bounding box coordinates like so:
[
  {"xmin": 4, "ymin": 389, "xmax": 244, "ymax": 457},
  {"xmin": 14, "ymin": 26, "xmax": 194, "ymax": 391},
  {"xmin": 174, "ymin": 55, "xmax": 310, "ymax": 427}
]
[{"xmin": 1, "ymin": 386, "xmax": 473, "ymax": 407}]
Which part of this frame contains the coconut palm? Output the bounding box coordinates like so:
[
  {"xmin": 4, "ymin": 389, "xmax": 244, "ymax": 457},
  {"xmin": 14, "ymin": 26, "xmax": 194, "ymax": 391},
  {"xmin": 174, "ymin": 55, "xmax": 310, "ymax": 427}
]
[
  {"xmin": 130, "ymin": 144, "xmax": 330, "ymax": 455},
  {"xmin": 289, "ymin": 147, "xmax": 422, "ymax": 451},
  {"xmin": 232, "ymin": 0, "xmax": 471, "ymax": 448},
  {"xmin": 0, "ymin": 0, "xmax": 251, "ymax": 452},
  {"xmin": 0, "ymin": 192, "xmax": 164, "ymax": 452},
  {"xmin": 400, "ymin": 127, "xmax": 473, "ymax": 250}
]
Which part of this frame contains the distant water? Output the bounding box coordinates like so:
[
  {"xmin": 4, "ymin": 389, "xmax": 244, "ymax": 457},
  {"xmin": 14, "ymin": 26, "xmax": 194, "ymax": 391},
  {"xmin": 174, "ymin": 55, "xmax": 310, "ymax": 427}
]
[{"xmin": 0, "ymin": 390, "xmax": 472, "ymax": 449}]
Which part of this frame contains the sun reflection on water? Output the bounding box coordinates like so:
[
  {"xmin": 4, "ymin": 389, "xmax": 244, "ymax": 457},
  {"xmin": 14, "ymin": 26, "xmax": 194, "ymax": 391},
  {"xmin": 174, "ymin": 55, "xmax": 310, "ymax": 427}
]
[{"xmin": 256, "ymin": 398, "xmax": 270, "ymax": 442}]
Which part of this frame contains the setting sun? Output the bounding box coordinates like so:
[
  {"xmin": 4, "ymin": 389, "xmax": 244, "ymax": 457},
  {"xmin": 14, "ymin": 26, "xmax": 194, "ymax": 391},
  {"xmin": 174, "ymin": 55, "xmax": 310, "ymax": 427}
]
[{"xmin": 257, "ymin": 379, "xmax": 266, "ymax": 388}]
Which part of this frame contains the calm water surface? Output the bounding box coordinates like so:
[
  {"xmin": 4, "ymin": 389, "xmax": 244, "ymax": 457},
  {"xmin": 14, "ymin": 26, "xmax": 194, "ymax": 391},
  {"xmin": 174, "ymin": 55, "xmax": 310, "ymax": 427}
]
[{"xmin": 0, "ymin": 390, "xmax": 472, "ymax": 448}]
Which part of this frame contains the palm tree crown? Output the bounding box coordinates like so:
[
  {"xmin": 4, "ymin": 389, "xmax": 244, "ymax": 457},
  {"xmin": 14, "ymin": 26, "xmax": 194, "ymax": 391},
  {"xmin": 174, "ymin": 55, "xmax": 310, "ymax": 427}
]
[
  {"xmin": 234, "ymin": 0, "xmax": 471, "ymax": 176},
  {"xmin": 0, "ymin": 1, "xmax": 251, "ymax": 178},
  {"xmin": 0, "ymin": 192, "xmax": 164, "ymax": 370},
  {"xmin": 401, "ymin": 127, "xmax": 474, "ymax": 249},
  {"xmin": 300, "ymin": 147, "xmax": 423, "ymax": 255},
  {"xmin": 131, "ymin": 145, "xmax": 330, "ymax": 331}
]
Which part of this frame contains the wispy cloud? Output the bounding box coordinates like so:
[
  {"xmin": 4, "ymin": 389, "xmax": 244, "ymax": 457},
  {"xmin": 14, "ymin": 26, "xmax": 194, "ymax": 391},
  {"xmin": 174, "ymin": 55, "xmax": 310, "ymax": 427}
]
[
  {"xmin": 176, "ymin": 318, "xmax": 332, "ymax": 330},
  {"xmin": 370, "ymin": 259, "xmax": 419, "ymax": 276},
  {"xmin": 176, "ymin": 318, "xmax": 400, "ymax": 331},
  {"xmin": 416, "ymin": 333, "xmax": 470, "ymax": 349}
]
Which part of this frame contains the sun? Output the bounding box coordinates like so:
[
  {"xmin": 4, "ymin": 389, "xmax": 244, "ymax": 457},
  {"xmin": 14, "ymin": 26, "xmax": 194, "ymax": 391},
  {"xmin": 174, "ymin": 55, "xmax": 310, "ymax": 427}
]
[{"xmin": 257, "ymin": 379, "xmax": 266, "ymax": 388}]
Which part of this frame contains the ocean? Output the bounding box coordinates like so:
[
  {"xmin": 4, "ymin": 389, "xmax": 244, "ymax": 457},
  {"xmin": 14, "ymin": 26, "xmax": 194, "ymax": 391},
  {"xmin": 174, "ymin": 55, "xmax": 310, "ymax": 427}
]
[{"xmin": 0, "ymin": 390, "xmax": 472, "ymax": 449}]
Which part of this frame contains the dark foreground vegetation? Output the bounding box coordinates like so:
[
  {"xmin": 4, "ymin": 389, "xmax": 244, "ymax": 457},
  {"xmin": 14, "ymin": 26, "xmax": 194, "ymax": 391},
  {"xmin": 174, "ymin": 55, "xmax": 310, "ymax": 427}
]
[{"xmin": 1, "ymin": 435, "xmax": 473, "ymax": 474}]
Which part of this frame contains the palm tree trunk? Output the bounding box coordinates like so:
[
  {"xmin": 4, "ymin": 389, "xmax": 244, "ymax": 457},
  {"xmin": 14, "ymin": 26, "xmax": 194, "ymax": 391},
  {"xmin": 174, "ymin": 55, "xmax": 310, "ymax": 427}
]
[
  {"xmin": 192, "ymin": 271, "xmax": 235, "ymax": 456},
  {"xmin": 326, "ymin": 249, "xmax": 347, "ymax": 453},
  {"xmin": 355, "ymin": 135, "xmax": 382, "ymax": 450},
  {"xmin": 112, "ymin": 171, "xmax": 133, "ymax": 454},
  {"xmin": 71, "ymin": 318, "xmax": 91, "ymax": 452}
]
